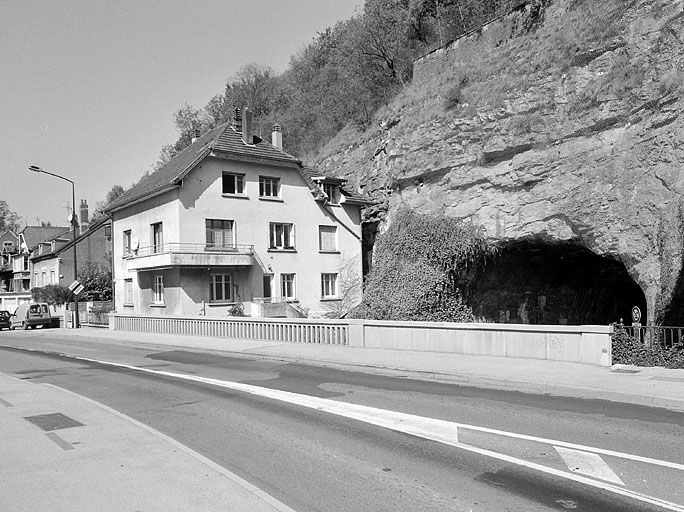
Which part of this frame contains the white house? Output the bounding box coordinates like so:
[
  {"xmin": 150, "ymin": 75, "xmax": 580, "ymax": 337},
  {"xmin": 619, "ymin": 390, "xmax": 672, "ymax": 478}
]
[{"xmin": 105, "ymin": 111, "xmax": 368, "ymax": 318}]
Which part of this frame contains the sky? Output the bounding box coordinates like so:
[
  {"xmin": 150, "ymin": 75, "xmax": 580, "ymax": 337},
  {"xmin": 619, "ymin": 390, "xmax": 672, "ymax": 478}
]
[{"xmin": 0, "ymin": 0, "xmax": 363, "ymax": 228}]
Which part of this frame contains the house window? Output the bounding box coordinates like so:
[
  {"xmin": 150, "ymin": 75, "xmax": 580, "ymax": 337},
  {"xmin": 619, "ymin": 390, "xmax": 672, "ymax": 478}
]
[
  {"xmin": 323, "ymin": 183, "xmax": 340, "ymax": 204},
  {"xmin": 152, "ymin": 275, "xmax": 164, "ymax": 304},
  {"xmin": 41, "ymin": 270, "xmax": 46, "ymax": 286},
  {"xmin": 50, "ymin": 270, "xmax": 56, "ymax": 285},
  {"xmin": 259, "ymin": 176, "xmax": 280, "ymax": 198},
  {"xmin": 319, "ymin": 225, "xmax": 338, "ymax": 252},
  {"xmin": 123, "ymin": 230, "xmax": 131, "ymax": 256},
  {"xmin": 205, "ymin": 219, "xmax": 234, "ymax": 248},
  {"xmin": 222, "ymin": 173, "xmax": 244, "ymax": 195},
  {"xmin": 281, "ymin": 273, "xmax": 295, "ymax": 299},
  {"xmin": 124, "ymin": 279, "xmax": 133, "ymax": 304},
  {"xmin": 321, "ymin": 273, "xmax": 338, "ymax": 299},
  {"xmin": 151, "ymin": 222, "xmax": 163, "ymax": 253},
  {"xmin": 269, "ymin": 223, "xmax": 294, "ymax": 250},
  {"xmin": 209, "ymin": 274, "xmax": 233, "ymax": 302},
  {"xmin": 23, "ymin": 256, "xmax": 28, "ymax": 271}
]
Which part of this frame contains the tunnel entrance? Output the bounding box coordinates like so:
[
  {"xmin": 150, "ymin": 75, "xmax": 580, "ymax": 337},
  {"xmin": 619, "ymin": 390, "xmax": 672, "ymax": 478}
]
[{"xmin": 464, "ymin": 242, "xmax": 647, "ymax": 326}]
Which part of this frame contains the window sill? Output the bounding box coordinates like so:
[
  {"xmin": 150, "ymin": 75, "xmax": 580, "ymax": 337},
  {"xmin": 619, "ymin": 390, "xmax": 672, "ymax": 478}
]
[
  {"xmin": 267, "ymin": 248, "xmax": 297, "ymax": 253},
  {"xmin": 123, "ymin": 303, "xmax": 134, "ymax": 307},
  {"xmin": 207, "ymin": 301, "xmax": 236, "ymax": 306},
  {"xmin": 319, "ymin": 250, "xmax": 340, "ymax": 254},
  {"xmin": 150, "ymin": 303, "xmax": 166, "ymax": 308},
  {"xmin": 222, "ymin": 193, "xmax": 249, "ymax": 199},
  {"xmin": 259, "ymin": 197, "xmax": 283, "ymax": 203},
  {"xmin": 320, "ymin": 297, "xmax": 341, "ymax": 302}
]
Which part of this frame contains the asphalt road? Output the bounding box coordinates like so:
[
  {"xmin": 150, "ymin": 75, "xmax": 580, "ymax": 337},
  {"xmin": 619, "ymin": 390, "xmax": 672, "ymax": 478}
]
[{"xmin": 1, "ymin": 331, "xmax": 683, "ymax": 511}]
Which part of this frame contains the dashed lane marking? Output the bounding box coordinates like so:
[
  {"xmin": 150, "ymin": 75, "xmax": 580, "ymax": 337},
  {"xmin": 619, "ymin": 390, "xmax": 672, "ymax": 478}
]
[{"xmin": 554, "ymin": 446, "xmax": 625, "ymax": 485}]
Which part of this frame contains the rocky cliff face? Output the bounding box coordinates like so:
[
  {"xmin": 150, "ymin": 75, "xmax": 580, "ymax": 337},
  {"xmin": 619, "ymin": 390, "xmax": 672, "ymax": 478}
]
[{"xmin": 315, "ymin": 0, "xmax": 684, "ymax": 325}]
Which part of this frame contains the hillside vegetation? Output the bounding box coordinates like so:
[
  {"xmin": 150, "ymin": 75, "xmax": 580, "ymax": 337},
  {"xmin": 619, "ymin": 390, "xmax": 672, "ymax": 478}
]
[{"xmin": 152, "ymin": 0, "xmax": 525, "ymax": 168}]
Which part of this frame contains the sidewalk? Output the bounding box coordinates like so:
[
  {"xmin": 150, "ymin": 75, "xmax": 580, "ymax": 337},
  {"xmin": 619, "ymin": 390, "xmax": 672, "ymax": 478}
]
[{"xmin": 0, "ymin": 370, "xmax": 295, "ymax": 511}]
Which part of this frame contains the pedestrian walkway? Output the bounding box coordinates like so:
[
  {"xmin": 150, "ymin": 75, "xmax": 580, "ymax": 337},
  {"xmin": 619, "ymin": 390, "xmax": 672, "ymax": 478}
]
[{"xmin": 0, "ymin": 371, "xmax": 295, "ymax": 512}]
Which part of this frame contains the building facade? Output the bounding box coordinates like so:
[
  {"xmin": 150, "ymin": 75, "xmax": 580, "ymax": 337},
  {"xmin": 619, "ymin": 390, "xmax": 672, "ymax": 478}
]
[{"xmin": 106, "ymin": 115, "xmax": 367, "ymax": 318}]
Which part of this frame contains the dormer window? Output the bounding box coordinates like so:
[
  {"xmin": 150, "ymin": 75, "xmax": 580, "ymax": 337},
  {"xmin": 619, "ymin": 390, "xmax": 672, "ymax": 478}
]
[{"xmin": 323, "ymin": 183, "xmax": 340, "ymax": 204}]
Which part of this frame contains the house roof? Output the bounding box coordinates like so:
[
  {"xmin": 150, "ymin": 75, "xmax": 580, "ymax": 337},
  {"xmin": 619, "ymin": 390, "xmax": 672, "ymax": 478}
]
[
  {"xmin": 20, "ymin": 226, "xmax": 70, "ymax": 250},
  {"xmin": 105, "ymin": 123, "xmax": 301, "ymax": 213},
  {"xmin": 30, "ymin": 216, "xmax": 111, "ymax": 263}
]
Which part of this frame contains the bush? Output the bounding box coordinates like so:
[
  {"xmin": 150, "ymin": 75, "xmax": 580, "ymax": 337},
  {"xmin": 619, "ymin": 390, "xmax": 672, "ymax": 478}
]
[
  {"xmin": 611, "ymin": 323, "xmax": 684, "ymax": 369},
  {"xmin": 353, "ymin": 207, "xmax": 493, "ymax": 322},
  {"xmin": 32, "ymin": 285, "xmax": 73, "ymax": 306},
  {"xmin": 444, "ymin": 74, "xmax": 469, "ymax": 111}
]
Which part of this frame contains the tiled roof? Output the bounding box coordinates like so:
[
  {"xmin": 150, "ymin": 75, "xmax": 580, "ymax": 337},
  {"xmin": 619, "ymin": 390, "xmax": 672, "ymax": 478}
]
[
  {"xmin": 31, "ymin": 216, "xmax": 111, "ymax": 262},
  {"xmin": 106, "ymin": 123, "xmax": 300, "ymax": 212},
  {"xmin": 20, "ymin": 226, "xmax": 70, "ymax": 249}
]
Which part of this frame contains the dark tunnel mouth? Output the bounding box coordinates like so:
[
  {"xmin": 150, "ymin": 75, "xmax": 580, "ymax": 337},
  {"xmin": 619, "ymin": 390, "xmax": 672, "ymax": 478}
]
[{"xmin": 464, "ymin": 241, "xmax": 647, "ymax": 326}]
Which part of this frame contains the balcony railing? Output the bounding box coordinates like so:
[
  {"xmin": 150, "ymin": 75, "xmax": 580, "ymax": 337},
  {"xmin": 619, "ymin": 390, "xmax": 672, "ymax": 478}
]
[
  {"xmin": 125, "ymin": 243, "xmax": 255, "ymax": 270},
  {"xmin": 127, "ymin": 243, "xmax": 253, "ymax": 258}
]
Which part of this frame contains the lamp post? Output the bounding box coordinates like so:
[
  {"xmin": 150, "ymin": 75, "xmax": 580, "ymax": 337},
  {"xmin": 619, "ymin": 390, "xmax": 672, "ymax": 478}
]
[{"xmin": 28, "ymin": 165, "xmax": 80, "ymax": 328}]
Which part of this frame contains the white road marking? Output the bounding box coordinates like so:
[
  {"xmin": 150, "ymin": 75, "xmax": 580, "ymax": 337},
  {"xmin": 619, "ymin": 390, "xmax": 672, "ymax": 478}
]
[
  {"xmin": 8, "ymin": 348, "xmax": 684, "ymax": 512},
  {"xmin": 554, "ymin": 446, "xmax": 625, "ymax": 485}
]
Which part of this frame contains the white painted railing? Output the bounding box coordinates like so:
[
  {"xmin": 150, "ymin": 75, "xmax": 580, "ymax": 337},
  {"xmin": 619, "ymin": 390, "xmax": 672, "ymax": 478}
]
[
  {"xmin": 108, "ymin": 314, "xmax": 613, "ymax": 366},
  {"xmin": 110, "ymin": 314, "xmax": 348, "ymax": 345}
]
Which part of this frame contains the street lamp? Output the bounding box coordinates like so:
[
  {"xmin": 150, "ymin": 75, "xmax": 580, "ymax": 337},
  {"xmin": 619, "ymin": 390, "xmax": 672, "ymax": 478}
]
[{"xmin": 28, "ymin": 165, "xmax": 80, "ymax": 328}]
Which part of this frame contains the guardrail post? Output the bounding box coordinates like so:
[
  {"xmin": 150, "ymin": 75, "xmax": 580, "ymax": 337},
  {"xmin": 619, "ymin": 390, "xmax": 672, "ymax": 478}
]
[{"xmin": 346, "ymin": 319, "xmax": 365, "ymax": 348}]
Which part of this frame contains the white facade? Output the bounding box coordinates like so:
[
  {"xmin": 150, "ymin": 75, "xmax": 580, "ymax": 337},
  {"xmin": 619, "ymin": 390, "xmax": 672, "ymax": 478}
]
[{"xmin": 111, "ymin": 154, "xmax": 364, "ymax": 318}]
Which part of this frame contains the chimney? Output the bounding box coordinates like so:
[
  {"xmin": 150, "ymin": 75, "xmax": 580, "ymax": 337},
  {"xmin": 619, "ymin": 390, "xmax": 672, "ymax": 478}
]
[
  {"xmin": 79, "ymin": 199, "xmax": 89, "ymax": 233},
  {"xmin": 242, "ymin": 107, "xmax": 253, "ymax": 144},
  {"xmin": 272, "ymin": 123, "xmax": 282, "ymax": 151},
  {"xmin": 231, "ymin": 107, "xmax": 242, "ymax": 133}
]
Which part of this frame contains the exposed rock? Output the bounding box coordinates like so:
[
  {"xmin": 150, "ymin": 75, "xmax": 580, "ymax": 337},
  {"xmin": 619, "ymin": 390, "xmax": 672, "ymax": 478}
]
[{"xmin": 315, "ymin": 0, "xmax": 684, "ymax": 325}]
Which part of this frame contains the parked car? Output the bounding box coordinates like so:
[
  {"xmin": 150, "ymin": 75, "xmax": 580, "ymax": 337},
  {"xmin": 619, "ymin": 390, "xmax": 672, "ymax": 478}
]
[
  {"xmin": 0, "ymin": 310, "xmax": 10, "ymax": 330},
  {"xmin": 10, "ymin": 303, "xmax": 59, "ymax": 330}
]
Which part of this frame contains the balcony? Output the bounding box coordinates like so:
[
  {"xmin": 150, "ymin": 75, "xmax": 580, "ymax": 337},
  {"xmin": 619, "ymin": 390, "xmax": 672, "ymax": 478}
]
[{"xmin": 126, "ymin": 243, "xmax": 255, "ymax": 271}]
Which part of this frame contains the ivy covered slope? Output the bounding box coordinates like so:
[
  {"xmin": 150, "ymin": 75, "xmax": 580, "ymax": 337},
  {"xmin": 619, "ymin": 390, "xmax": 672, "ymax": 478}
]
[
  {"xmin": 315, "ymin": 0, "xmax": 684, "ymax": 325},
  {"xmin": 352, "ymin": 208, "xmax": 493, "ymax": 321}
]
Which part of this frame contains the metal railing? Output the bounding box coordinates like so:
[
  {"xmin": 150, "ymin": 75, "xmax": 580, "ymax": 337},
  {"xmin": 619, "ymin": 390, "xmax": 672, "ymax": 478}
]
[
  {"xmin": 126, "ymin": 243, "xmax": 253, "ymax": 258},
  {"xmin": 624, "ymin": 325, "xmax": 684, "ymax": 349}
]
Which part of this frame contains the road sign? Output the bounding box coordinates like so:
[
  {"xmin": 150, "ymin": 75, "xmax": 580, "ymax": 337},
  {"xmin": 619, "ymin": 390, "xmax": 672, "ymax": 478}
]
[
  {"xmin": 631, "ymin": 306, "xmax": 641, "ymax": 324},
  {"xmin": 69, "ymin": 280, "xmax": 84, "ymax": 296}
]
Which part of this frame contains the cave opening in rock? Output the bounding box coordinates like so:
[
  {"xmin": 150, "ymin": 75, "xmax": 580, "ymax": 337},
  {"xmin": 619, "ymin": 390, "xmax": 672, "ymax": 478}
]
[{"xmin": 464, "ymin": 242, "xmax": 646, "ymax": 326}]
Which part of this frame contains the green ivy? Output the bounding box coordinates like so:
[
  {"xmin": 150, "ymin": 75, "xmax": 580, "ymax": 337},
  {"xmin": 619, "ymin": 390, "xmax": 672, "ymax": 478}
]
[
  {"xmin": 353, "ymin": 207, "xmax": 493, "ymax": 321},
  {"xmin": 611, "ymin": 323, "xmax": 684, "ymax": 369}
]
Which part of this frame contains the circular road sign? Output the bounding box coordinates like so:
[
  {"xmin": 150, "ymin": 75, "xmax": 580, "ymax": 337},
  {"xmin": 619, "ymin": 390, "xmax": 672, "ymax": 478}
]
[{"xmin": 631, "ymin": 306, "xmax": 641, "ymax": 323}]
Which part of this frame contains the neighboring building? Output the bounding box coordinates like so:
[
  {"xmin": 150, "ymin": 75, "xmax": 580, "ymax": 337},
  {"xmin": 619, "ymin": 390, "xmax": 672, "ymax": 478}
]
[
  {"xmin": 30, "ymin": 206, "xmax": 112, "ymax": 293},
  {"xmin": 0, "ymin": 226, "xmax": 67, "ymax": 311},
  {"xmin": 105, "ymin": 111, "xmax": 368, "ymax": 318},
  {"xmin": 0, "ymin": 231, "xmax": 20, "ymax": 310}
]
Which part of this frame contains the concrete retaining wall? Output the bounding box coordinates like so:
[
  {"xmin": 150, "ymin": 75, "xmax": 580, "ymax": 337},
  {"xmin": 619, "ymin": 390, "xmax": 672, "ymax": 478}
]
[{"xmin": 110, "ymin": 314, "xmax": 613, "ymax": 366}]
